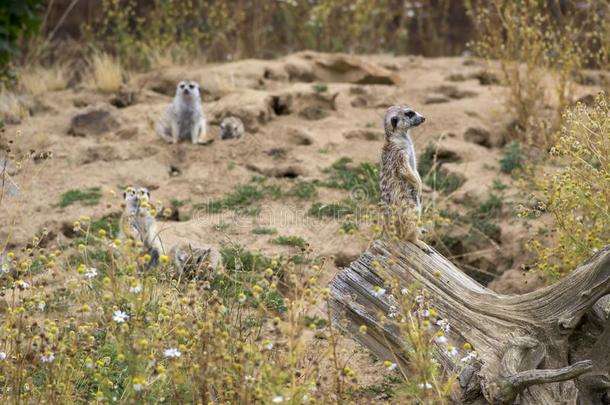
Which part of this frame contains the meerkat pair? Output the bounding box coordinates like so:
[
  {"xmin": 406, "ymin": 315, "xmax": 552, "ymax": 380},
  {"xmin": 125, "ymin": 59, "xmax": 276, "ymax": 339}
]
[
  {"xmin": 120, "ymin": 187, "xmax": 164, "ymax": 268},
  {"xmin": 380, "ymin": 105, "xmax": 431, "ymax": 253}
]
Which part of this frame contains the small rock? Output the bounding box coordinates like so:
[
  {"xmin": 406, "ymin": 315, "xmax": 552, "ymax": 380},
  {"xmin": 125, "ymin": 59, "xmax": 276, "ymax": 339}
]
[
  {"xmin": 211, "ymin": 90, "xmax": 273, "ymax": 132},
  {"xmin": 472, "ymin": 70, "xmax": 500, "ymax": 85},
  {"xmin": 435, "ymin": 85, "xmax": 477, "ymax": 100},
  {"xmin": 299, "ymin": 106, "xmax": 328, "ymax": 120},
  {"xmin": 69, "ymin": 105, "xmax": 120, "ymax": 136},
  {"xmin": 313, "ymin": 53, "xmax": 400, "ymax": 85},
  {"xmin": 109, "ymin": 87, "xmax": 138, "ymax": 108},
  {"xmin": 464, "ymin": 127, "xmax": 492, "ymax": 148},
  {"xmin": 79, "ymin": 145, "xmax": 121, "ymax": 164},
  {"xmin": 350, "ymin": 96, "xmax": 368, "ymax": 108},
  {"xmin": 425, "ymin": 95, "xmax": 450, "ymax": 105},
  {"xmin": 284, "ymin": 59, "xmax": 316, "ymax": 82},
  {"xmin": 284, "ymin": 127, "xmax": 313, "ymax": 146},
  {"xmin": 576, "ymin": 94, "xmax": 596, "ymax": 106},
  {"xmin": 447, "ymin": 73, "xmax": 467, "ymax": 82},
  {"xmin": 342, "ymin": 128, "xmax": 383, "ymax": 141},
  {"xmin": 265, "ymin": 148, "xmax": 288, "ymax": 159},
  {"xmin": 115, "ymin": 126, "xmax": 139, "ymax": 140}
]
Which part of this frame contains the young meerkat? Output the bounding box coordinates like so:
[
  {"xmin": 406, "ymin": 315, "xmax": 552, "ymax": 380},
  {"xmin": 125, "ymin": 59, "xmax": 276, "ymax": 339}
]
[
  {"xmin": 379, "ymin": 105, "xmax": 431, "ymax": 253},
  {"xmin": 120, "ymin": 187, "xmax": 164, "ymax": 268},
  {"xmin": 219, "ymin": 116, "xmax": 245, "ymax": 140},
  {"xmin": 156, "ymin": 80, "xmax": 207, "ymax": 144}
]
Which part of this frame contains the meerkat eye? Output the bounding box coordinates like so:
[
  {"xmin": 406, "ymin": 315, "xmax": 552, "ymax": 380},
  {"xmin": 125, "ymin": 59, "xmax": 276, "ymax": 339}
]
[
  {"xmin": 179, "ymin": 83, "xmax": 185, "ymax": 89},
  {"xmin": 405, "ymin": 110, "xmax": 416, "ymax": 119},
  {"xmin": 188, "ymin": 84, "xmax": 195, "ymax": 89}
]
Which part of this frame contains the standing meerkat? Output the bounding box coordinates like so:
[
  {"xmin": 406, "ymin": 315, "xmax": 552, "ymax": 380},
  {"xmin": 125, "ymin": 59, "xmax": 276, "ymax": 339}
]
[
  {"xmin": 219, "ymin": 116, "xmax": 245, "ymax": 140},
  {"xmin": 156, "ymin": 80, "xmax": 207, "ymax": 144},
  {"xmin": 120, "ymin": 187, "xmax": 164, "ymax": 268},
  {"xmin": 379, "ymin": 105, "xmax": 431, "ymax": 253}
]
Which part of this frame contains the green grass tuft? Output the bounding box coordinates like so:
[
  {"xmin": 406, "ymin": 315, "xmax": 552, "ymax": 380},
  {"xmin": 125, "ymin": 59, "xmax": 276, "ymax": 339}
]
[
  {"xmin": 252, "ymin": 227, "xmax": 278, "ymax": 235},
  {"xmin": 308, "ymin": 200, "xmax": 356, "ymax": 218},
  {"xmin": 57, "ymin": 187, "xmax": 102, "ymax": 208},
  {"xmin": 500, "ymin": 141, "xmax": 523, "ymax": 174},
  {"xmin": 271, "ymin": 235, "xmax": 307, "ymax": 248}
]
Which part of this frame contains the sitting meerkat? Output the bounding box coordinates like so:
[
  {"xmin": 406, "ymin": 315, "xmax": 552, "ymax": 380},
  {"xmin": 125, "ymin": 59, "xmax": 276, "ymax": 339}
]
[
  {"xmin": 120, "ymin": 187, "xmax": 164, "ymax": 268},
  {"xmin": 379, "ymin": 105, "xmax": 431, "ymax": 253},
  {"xmin": 156, "ymin": 80, "xmax": 207, "ymax": 144},
  {"xmin": 219, "ymin": 116, "xmax": 245, "ymax": 140}
]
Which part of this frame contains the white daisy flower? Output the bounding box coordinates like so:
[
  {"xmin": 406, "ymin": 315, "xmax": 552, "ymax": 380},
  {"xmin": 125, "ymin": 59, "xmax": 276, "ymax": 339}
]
[
  {"xmin": 446, "ymin": 346, "xmax": 458, "ymax": 357},
  {"xmin": 434, "ymin": 335, "xmax": 448, "ymax": 344},
  {"xmin": 272, "ymin": 396, "xmax": 284, "ymax": 403},
  {"xmin": 371, "ymin": 286, "xmax": 386, "ymax": 297},
  {"xmin": 15, "ymin": 280, "xmax": 30, "ymax": 289},
  {"xmin": 129, "ymin": 284, "xmax": 142, "ymax": 294},
  {"xmin": 133, "ymin": 383, "xmax": 143, "ymax": 392},
  {"xmin": 418, "ymin": 382, "xmax": 433, "ymax": 389},
  {"xmin": 83, "ymin": 267, "xmax": 98, "ymax": 279},
  {"xmin": 41, "ymin": 352, "xmax": 55, "ymax": 363},
  {"xmin": 163, "ymin": 347, "xmax": 182, "ymax": 358},
  {"xmin": 1, "ymin": 262, "xmax": 9, "ymax": 274},
  {"xmin": 400, "ymin": 287, "xmax": 409, "ymax": 296},
  {"xmin": 0, "ymin": 352, "xmax": 6, "ymax": 360},
  {"xmin": 38, "ymin": 301, "xmax": 46, "ymax": 311},
  {"xmin": 113, "ymin": 310, "xmax": 129, "ymax": 323}
]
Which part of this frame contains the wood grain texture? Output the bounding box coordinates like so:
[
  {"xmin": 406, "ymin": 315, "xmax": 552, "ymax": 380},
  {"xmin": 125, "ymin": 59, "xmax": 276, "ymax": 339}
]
[{"xmin": 328, "ymin": 240, "xmax": 610, "ymax": 404}]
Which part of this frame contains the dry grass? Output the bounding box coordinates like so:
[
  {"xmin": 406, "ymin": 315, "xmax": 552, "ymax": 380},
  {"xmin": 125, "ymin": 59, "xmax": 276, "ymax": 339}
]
[
  {"xmin": 89, "ymin": 52, "xmax": 123, "ymax": 93},
  {"xmin": 17, "ymin": 65, "xmax": 68, "ymax": 96},
  {"xmin": 0, "ymin": 91, "xmax": 29, "ymax": 124}
]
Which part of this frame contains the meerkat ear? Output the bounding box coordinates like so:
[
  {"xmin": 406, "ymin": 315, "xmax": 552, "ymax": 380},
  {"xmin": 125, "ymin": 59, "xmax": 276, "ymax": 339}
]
[{"xmin": 390, "ymin": 116, "xmax": 399, "ymax": 129}]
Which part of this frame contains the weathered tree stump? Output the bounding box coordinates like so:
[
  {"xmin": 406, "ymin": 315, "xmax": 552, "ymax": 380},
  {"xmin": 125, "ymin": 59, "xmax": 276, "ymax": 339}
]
[{"xmin": 328, "ymin": 240, "xmax": 610, "ymax": 404}]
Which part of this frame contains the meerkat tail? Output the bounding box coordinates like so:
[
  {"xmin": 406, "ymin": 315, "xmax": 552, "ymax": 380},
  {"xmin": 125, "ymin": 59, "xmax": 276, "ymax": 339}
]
[{"xmin": 145, "ymin": 248, "xmax": 160, "ymax": 270}]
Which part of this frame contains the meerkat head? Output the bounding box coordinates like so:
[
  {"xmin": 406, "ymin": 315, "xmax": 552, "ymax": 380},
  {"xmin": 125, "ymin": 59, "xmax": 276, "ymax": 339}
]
[
  {"xmin": 123, "ymin": 187, "xmax": 151, "ymax": 210},
  {"xmin": 384, "ymin": 105, "xmax": 425, "ymax": 138},
  {"xmin": 123, "ymin": 186, "xmax": 139, "ymax": 210},
  {"xmin": 175, "ymin": 80, "xmax": 201, "ymax": 101},
  {"xmin": 219, "ymin": 117, "xmax": 243, "ymax": 140}
]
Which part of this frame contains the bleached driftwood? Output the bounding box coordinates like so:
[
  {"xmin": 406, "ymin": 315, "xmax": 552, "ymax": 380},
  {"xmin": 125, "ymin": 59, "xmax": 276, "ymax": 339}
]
[{"xmin": 328, "ymin": 240, "xmax": 610, "ymax": 404}]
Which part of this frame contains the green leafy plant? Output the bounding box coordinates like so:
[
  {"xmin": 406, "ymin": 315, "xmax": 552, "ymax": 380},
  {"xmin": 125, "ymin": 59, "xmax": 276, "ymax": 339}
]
[{"xmin": 500, "ymin": 141, "xmax": 522, "ymax": 174}]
